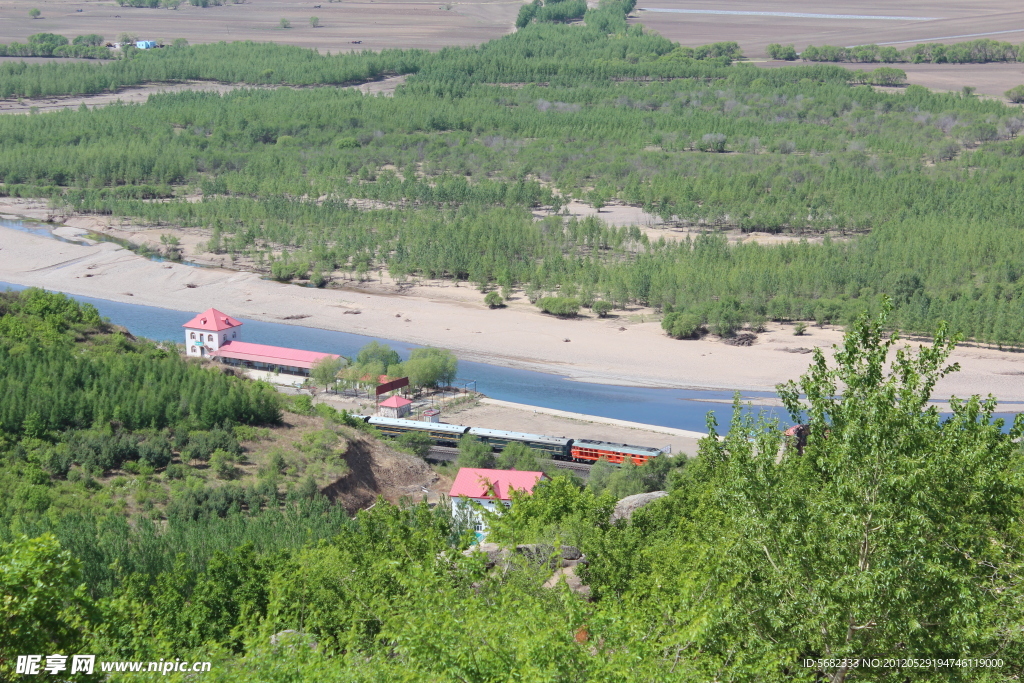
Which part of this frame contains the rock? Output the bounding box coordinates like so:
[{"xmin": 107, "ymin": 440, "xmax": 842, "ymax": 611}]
[
  {"xmin": 270, "ymin": 630, "xmax": 317, "ymax": 650},
  {"xmin": 560, "ymin": 545, "xmax": 582, "ymax": 561},
  {"xmin": 610, "ymin": 491, "xmax": 669, "ymax": 524},
  {"xmin": 462, "ymin": 542, "xmax": 506, "ymax": 568},
  {"xmin": 543, "ymin": 565, "xmax": 591, "ymax": 598}
]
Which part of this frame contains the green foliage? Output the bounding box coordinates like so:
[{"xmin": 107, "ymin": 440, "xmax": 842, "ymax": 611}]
[
  {"xmin": 396, "ymin": 430, "xmax": 433, "ymax": 458},
  {"xmin": 309, "ymin": 356, "xmax": 343, "ymax": 390},
  {"xmin": 802, "ymin": 38, "xmax": 1024, "ymax": 65},
  {"xmin": 494, "ymin": 441, "xmax": 551, "ymax": 472},
  {"xmin": 793, "ymin": 321, "xmax": 807, "ymax": 335},
  {"xmin": 28, "ymin": 7, "xmax": 41, "ymax": 18},
  {"xmin": 456, "ymin": 435, "xmax": 494, "ymax": 468},
  {"xmin": 0, "ymin": 534, "xmax": 97, "ymax": 677},
  {"xmin": 486, "ymin": 474, "xmax": 613, "ymax": 547},
  {"xmin": 536, "ymin": 296, "xmax": 580, "ymax": 317},
  {"xmin": 766, "ymin": 43, "xmax": 797, "ymax": 60},
  {"xmin": 1007, "ymin": 84, "xmax": 1024, "ymax": 103},
  {"xmin": 483, "ymin": 290, "xmax": 504, "ymax": 308},
  {"xmin": 279, "ymin": 17, "xmax": 291, "ymax": 29},
  {"xmin": 309, "ymin": 16, "xmax": 319, "ymax": 28},
  {"xmin": 591, "ymin": 299, "xmax": 613, "ymax": 317},
  {"xmin": 662, "ymin": 311, "xmax": 703, "ymax": 339},
  {"xmin": 401, "ymin": 347, "xmax": 458, "ymax": 389}
]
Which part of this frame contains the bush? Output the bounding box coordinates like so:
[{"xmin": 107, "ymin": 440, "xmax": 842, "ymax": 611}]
[
  {"xmin": 484, "ymin": 291, "xmax": 504, "ymax": 308},
  {"xmin": 536, "ymin": 296, "xmax": 580, "ymax": 317},
  {"xmin": 592, "ymin": 300, "xmax": 613, "ymax": 317},
  {"xmin": 1006, "ymin": 85, "xmax": 1024, "ymax": 103},
  {"xmin": 766, "ymin": 43, "xmax": 798, "ymax": 60},
  {"xmin": 397, "ymin": 431, "xmax": 433, "ymax": 458},
  {"xmin": 794, "ymin": 322, "xmax": 808, "ymax": 336},
  {"xmin": 180, "ymin": 429, "xmax": 241, "ymax": 463},
  {"xmin": 662, "ymin": 312, "xmax": 703, "ymax": 339}
]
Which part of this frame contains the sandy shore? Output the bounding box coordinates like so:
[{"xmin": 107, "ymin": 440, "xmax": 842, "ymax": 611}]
[{"xmin": 3, "ymin": 213, "xmax": 1024, "ymax": 404}]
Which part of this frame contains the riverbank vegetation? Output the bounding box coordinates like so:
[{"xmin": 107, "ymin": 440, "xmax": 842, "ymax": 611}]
[
  {"xmin": 3, "ymin": 306, "xmax": 1022, "ymax": 681},
  {"xmin": 2, "ymin": 2, "xmax": 1024, "ymax": 348}
]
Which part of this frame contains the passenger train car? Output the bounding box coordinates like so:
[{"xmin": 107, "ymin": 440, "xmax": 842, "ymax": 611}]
[
  {"xmin": 569, "ymin": 439, "xmax": 663, "ymax": 466},
  {"xmin": 351, "ymin": 415, "xmax": 665, "ymax": 466},
  {"xmin": 466, "ymin": 427, "xmax": 573, "ymax": 459}
]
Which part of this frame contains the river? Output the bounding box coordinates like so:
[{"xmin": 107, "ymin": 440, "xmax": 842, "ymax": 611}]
[{"xmin": 2, "ymin": 219, "xmax": 1018, "ymax": 433}]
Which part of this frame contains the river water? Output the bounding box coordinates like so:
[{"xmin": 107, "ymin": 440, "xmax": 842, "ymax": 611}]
[{"xmin": 3, "ymin": 219, "xmax": 1019, "ymax": 433}]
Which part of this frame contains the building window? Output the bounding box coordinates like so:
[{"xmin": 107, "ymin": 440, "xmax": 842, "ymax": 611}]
[
  {"xmin": 207, "ymin": 334, "xmax": 213, "ymax": 342},
  {"xmin": 190, "ymin": 332, "xmax": 195, "ymax": 340},
  {"xmin": 232, "ymin": 331, "xmax": 236, "ymax": 338}
]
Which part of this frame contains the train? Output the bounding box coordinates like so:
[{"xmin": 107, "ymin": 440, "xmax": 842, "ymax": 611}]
[{"xmin": 351, "ymin": 415, "xmax": 665, "ymax": 465}]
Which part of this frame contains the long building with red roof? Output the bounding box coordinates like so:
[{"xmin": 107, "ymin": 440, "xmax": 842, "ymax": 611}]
[{"xmin": 183, "ymin": 308, "xmax": 339, "ymax": 377}]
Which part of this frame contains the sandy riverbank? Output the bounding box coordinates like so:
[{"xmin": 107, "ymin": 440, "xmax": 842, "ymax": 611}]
[{"xmin": 3, "ymin": 215, "xmax": 1024, "ymax": 403}]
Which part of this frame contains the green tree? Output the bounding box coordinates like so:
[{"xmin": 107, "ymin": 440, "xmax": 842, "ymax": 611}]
[
  {"xmin": 591, "ymin": 300, "xmax": 613, "ymax": 318},
  {"xmin": 679, "ymin": 305, "xmax": 1024, "ymax": 678},
  {"xmin": 494, "ymin": 441, "xmax": 550, "ymax": 471},
  {"xmin": 279, "ymin": 17, "xmax": 291, "ymax": 28},
  {"xmin": 0, "ymin": 534, "xmax": 97, "ymax": 677},
  {"xmin": 402, "ymin": 347, "xmax": 458, "ymax": 389},
  {"xmin": 28, "ymin": 7, "xmax": 41, "ymax": 18},
  {"xmin": 310, "ymin": 356, "xmax": 344, "ymax": 392},
  {"xmin": 484, "ymin": 291, "xmax": 504, "ymax": 308},
  {"xmin": 456, "ymin": 435, "xmax": 494, "ymax": 469},
  {"xmin": 309, "ymin": 16, "xmax": 320, "ymax": 27},
  {"xmin": 397, "ymin": 431, "xmax": 433, "ymax": 458},
  {"xmin": 1006, "ymin": 84, "xmax": 1024, "ymax": 103}
]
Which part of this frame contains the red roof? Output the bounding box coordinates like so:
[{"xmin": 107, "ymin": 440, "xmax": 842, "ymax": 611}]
[
  {"xmin": 379, "ymin": 395, "xmax": 412, "ymax": 408},
  {"xmin": 212, "ymin": 341, "xmax": 340, "ymax": 370},
  {"xmin": 449, "ymin": 468, "xmax": 545, "ymax": 501},
  {"xmin": 183, "ymin": 308, "xmax": 242, "ymax": 332}
]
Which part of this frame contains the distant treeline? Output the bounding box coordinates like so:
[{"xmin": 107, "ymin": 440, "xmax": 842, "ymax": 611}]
[
  {"xmin": 4, "ymin": 13, "xmax": 1024, "ymax": 345},
  {"xmin": 0, "ymin": 32, "xmax": 110, "ymax": 60},
  {"xmin": 769, "ymin": 38, "xmax": 1024, "ymax": 64}
]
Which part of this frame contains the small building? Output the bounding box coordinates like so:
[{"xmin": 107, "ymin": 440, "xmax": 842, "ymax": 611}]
[
  {"xmin": 378, "ymin": 395, "xmax": 412, "ymax": 419},
  {"xmin": 449, "ymin": 468, "xmax": 546, "ymax": 539},
  {"xmin": 183, "ymin": 308, "xmax": 243, "ymax": 358},
  {"xmin": 135, "ymin": 40, "xmax": 157, "ymax": 49},
  {"xmin": 421, "ymin": 408, "xmax": 440, "ymax": 423}
]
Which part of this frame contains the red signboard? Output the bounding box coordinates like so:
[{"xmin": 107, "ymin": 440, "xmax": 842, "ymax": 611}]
[{"xmin": 376, "ymin": 377, "xmax": 410, "ymax": 396}]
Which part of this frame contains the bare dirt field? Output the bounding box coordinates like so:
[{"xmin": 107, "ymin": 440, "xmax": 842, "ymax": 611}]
[
  {"xmin": 632, "ymin": 0, "xmax": 1024, "ymax": 60},
  {"xmin": 0, "ymin": 0, "xmax": 518, "ymax": 53}
]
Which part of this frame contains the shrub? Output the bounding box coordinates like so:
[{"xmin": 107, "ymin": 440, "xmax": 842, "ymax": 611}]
[
  {"xmin": 662, "ymin": 312, "xmax": 703, "ymax": 339},
  {"xmin": 397, "ymin": 431, "xmax": 433, "ymax": 458},
  {"xmin": 1006, "ymin": 85, "xmax": 1024, "ymax": 103},
  {"xmin": 28, "ymin": 8, "xmax": 41, "ymax": 18},
  {"xmin": 766, "ymin": 43, "xmax": 798, "ymax": 60},
  {"xmin": 592, "ymin": 300, "xmax": 613, "ymax": 318},
  {"xmin": 484, "ymin": 291, "xmax": 504, "ymax": 308},
  {"xmin": 279, "ymin": 17, "xmax": 291, "ymax": 28},
  {"xmin": 794, "ymin": 322, "xmax": 808, "ymax": 336},
  {"xmin": 536, "ymin": 296, "xmax": 580, "ymax": 317}
]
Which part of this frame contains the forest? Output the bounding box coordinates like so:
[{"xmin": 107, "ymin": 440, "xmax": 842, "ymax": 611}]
[
  {"xmin": 3, "ymin": 287, "xmax": 1023, "ymax": 680},
  {"xmin": 2, "ymin": 0, "xmax": 1024, "ymax": 346}
]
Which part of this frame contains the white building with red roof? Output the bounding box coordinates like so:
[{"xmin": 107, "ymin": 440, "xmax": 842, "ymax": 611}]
[
  {"xmin": 449, "ymin": 468, "xmax": 547, "ymax": 539},
  {"xmin": 183, "ymin": 308, "xmax": 340, "ymax": 378},
  {"xmin": 183, "ymin": 308, "xmax": 243, "ymax": 357}
]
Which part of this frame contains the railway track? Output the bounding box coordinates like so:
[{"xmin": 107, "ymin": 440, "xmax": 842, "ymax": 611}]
[{"xmin": 426, "ymin": 446, "xmax": 592, "ymax": 475}]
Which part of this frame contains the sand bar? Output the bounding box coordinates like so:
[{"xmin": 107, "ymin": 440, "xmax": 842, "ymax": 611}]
[{"xmin": 3, "ymin": 218, "xmax": 1024, "ymax": 404}]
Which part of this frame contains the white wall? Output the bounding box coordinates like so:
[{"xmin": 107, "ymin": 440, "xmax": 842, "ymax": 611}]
[{"xmin": 184, "ymin": 326, "xmax": 240, "ymax": 356}]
